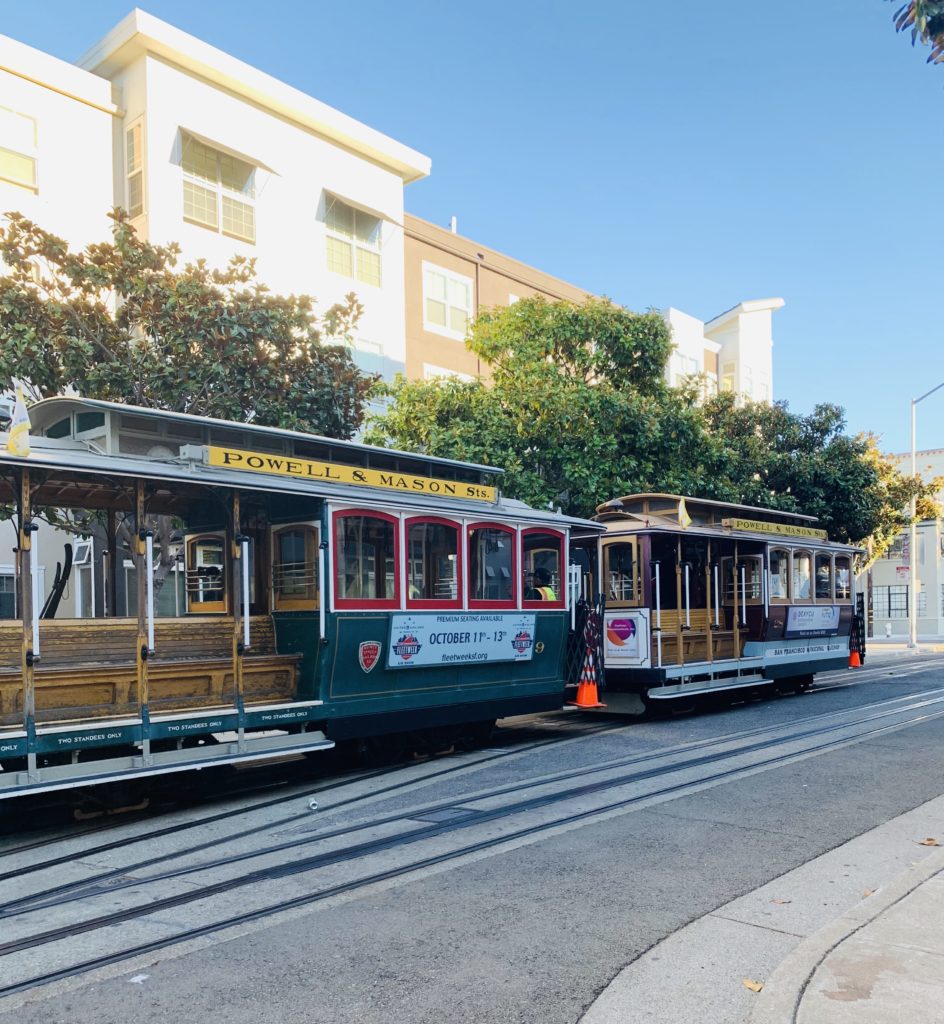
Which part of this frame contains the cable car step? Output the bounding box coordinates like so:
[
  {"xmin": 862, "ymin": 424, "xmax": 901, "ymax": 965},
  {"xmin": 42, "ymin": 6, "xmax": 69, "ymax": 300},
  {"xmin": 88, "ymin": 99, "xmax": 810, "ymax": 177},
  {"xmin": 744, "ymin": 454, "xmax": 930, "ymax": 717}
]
[{"xmin": 647, "ymin": 676, "xmax": 774, "ymax": 699}]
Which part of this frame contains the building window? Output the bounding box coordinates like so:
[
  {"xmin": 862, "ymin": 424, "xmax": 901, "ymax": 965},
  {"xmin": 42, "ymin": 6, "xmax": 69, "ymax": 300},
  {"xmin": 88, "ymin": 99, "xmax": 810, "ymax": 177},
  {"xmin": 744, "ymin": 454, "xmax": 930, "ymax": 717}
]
[
  {"xmin": 0, "ymin": 568, "xmax": 15, "ymax": 619},
  {"xmin": 423, "ymin": 262, "xmax": 473, "ymax": 339},
  {"xmin": 720, "ymin": 362, "xmax": 735, "ymax": 393},
  {"xmin": 324, "ymin": 195, "xmax": 382, "ymax": 287},
  {"xmin": 126, "ymin": 121, "xmax": 144, "ymax": 218},
  {"xmin": 918, "ymin": 589, "xmax": 927, "ymax": 616},
  {"xmin": 181, "ymin": 132, "xmax": 256, "ymax": 243},
  {"xmin": 423, "ymin": 363, "xmax": 473, "ymax": 382},
  {"xmin": 669, "ymin": 351, "xmax": 700, "ymax": 387},
  {"xmin": 873, "ymin": 585, "xmax": 908, "ymax": 619},
  {"xmin": 0, "ymin": 107, "xmax": 38, "ymax": 191}
]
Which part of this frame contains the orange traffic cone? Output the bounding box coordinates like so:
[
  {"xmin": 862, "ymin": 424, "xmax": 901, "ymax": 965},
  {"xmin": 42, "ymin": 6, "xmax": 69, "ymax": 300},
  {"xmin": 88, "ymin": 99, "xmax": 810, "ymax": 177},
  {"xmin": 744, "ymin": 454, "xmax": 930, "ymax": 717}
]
[
  {"xmin": 568, "ymin": 652, "xmax": 606, "ymax": 708},
  {"xmin": 848, "ymin": 649, "xmax": 861, "ymax": 668}
]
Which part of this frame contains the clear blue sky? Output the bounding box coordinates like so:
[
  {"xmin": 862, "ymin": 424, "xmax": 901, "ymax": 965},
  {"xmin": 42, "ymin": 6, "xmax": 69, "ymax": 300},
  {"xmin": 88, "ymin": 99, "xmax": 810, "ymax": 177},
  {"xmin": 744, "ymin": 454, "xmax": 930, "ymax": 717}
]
[{"xmin": 5, "ymin": 1, "xmax": 942, "ymax": 455}]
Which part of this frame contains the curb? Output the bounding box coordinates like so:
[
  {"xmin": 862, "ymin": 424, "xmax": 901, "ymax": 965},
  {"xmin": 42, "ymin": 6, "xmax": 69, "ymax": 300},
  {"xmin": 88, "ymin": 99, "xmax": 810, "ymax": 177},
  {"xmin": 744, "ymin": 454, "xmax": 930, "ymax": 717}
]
[{"xmin": 747, "ymin": 845, "xmax": 944, "ymax": 1023}]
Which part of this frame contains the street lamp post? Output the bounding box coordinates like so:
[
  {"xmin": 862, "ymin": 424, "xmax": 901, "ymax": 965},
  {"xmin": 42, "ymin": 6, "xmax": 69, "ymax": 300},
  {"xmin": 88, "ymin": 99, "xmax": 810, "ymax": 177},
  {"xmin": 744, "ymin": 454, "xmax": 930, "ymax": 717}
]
[{"xmin": 909, "ymin": 381, "xmax": 944, "ymax": 648}]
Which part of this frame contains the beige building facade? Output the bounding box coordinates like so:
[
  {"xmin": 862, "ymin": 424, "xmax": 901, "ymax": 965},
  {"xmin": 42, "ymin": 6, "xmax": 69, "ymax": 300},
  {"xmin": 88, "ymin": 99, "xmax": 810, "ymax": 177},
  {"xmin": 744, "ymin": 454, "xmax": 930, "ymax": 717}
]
[{"xmin": 404, "ymin": 215, "xmax": 589, "ymax": 381}]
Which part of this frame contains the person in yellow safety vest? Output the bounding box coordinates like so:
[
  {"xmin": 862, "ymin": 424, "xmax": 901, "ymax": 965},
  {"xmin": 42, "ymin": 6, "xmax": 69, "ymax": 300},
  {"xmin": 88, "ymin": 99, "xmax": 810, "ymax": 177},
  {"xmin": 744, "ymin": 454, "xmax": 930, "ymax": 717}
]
[{"xmin": 529, "ymin": 567, "xmax": 556, "ymax": 601}]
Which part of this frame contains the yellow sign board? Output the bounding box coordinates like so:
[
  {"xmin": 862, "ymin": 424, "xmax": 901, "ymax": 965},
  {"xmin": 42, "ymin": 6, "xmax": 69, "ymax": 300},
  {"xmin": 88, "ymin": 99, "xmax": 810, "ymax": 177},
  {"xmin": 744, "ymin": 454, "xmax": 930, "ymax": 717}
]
[
  {"xmin": 722, "ymin": 517, "xmax": 828, "ymax": 541},
  {"xmin": 207, "ymin": 446, "xmax": 497, "ymax": 502}
]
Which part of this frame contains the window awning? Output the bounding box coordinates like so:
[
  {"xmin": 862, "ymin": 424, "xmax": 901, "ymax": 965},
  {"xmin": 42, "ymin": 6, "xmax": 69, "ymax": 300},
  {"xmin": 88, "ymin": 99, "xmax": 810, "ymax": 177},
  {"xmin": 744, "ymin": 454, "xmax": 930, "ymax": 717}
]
[
  {"xmin": 179, "ymin": 128, "xmax": 278, "ymax": 175},
  {"xmin": 324, "ymin": 189, "xmax": 397, "ymax": 225}
]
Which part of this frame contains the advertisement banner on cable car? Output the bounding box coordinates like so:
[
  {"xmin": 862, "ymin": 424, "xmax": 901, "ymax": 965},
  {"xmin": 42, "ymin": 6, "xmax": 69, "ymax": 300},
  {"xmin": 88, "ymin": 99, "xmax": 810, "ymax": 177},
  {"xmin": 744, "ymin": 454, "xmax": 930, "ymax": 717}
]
[
  {"xmin": 783, "ymin": 605, "xmax": 842, "ymax": 638},
  {"xmin": 386, "ymin": 613, "xmax": 536, "ymax": 669},
  {"xmin": 604, "ymin": 610, "xmax": 652, "ymax": 668}
]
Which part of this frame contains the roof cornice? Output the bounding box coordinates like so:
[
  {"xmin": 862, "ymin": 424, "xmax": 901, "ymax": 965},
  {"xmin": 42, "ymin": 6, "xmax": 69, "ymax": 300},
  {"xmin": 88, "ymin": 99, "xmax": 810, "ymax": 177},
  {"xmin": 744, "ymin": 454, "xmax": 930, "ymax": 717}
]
[{"xmin": 77, "ymin": 9, "xmax": 431, "ymax": 183}]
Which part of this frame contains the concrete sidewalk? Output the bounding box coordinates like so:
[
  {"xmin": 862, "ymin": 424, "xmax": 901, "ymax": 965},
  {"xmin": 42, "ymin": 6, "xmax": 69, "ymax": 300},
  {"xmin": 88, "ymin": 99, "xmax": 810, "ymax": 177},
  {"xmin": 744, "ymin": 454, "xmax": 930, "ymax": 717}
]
[
  {"xmin": 581, "ymin": 792, "xmax": 944, "ymax": 1024},
  {"xmin": 750, "ymin": 848, "xmax": 944, "ymax": 1023}
]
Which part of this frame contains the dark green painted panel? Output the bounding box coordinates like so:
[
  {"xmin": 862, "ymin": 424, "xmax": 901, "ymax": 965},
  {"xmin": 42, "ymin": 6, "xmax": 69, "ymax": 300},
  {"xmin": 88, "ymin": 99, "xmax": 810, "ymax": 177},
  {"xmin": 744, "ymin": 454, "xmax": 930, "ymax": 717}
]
[
  {"xmin": 271, "ymin": 612, "xmax": 322, "ymax": 699},
  {"xmin": 0, "ymin": 736, "xmax": 26, "ymax": 758},
  {"xmin": 321, "ymin": 612, "xmax": 568, "ymax": 718},
  {"xmin": 150, "ymin": 714, "xmax": 237, "ymax": 739},
  {"xmin": 35, "ymin": 723, "xmax": 142, "ymax": 754}
]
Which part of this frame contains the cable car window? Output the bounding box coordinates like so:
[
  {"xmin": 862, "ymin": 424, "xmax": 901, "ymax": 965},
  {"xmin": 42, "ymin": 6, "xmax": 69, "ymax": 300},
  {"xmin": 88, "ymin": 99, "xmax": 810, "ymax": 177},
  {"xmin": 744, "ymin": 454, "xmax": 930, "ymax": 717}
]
[
  {"xmin": 523, "ymin": 530, "xmax": 564, "ymax": 606},
  {"xmin": 815, "ymin": 552, "xmax": 833, "ymax": 601},
  {"xmin": 721, "ymin": 557, "xmax": 761, "ymax": 603},
  {"xmin": 186, "ymin": 534, "xmax": 227, "ymax": 613},
  {"xmin": 468, "ymin": 524, "xmax": 515, "ymax": 606},
  {"xmin": 834, "ymin": 555, "xmax": 852, "ymax": 601},
  {"xmin": 603, "ymin": 541, "xmax": 639, "ymax": 606},
  {"xmin": 334, "ymin": 512, "xmax": 398, "ymax": 607},
  {"xmin": 793, "ymin": 550, "xmax": 812, "ymax": 602},
  {"xmin": 769, "ymin": 547, "xmax": 790, "ymax": 602},
  {"xmin": 273, "ymin": 525, "xmax": 319, "ymax": 611},
  {"xmin": 407, "ymin": 518, "xmax": 460, "ymax": 607}
]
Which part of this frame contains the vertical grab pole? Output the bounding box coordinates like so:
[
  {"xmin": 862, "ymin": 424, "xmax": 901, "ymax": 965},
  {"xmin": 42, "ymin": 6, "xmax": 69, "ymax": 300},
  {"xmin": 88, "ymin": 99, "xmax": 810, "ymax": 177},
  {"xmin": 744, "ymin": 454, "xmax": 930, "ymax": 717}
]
[
  {"xmin": 653, "ymin": 560, "xmax": 663, "ymax": 669},
  {"xmin": 143, "ymin": 530, "xmax": 155, "ymax": 653},
  {"xmin": 705, "ymin": 547, "xmax": 714, "ymax": 663},
  {"xmin": 684, "ymin": 563, "xmax": 691, "ymax": 629},
  {"xmin": 319, "ymin": 541, "xmax": 327, "ymax": 641},
  {"xmin": 241, "ymin": 537, "xmax": 251, "ymax": 650},
  {"xmin": 732, "ymin": 548, "xmax": 741, "ymax": 661},
  {"xmin": 713, "ymin": 563, "xmax": 720, "ymax": 627},
  {"xmin": 135, "ymin": 481, "xmax": 150, "ymax": 761},
  {"xmin": 18, "ymin": 470, "xmax": 37, "ymax": 776},
  {"xmin": 740, "ymin": 564, "xmax": 747, "ymax": 627},
  {"xmin": 231, "ymin": 494, "xmax": 245, "ymax": 743},
  {"xmin": 29, "ymin": 522, "xmax": 40, "ymax": 660}
]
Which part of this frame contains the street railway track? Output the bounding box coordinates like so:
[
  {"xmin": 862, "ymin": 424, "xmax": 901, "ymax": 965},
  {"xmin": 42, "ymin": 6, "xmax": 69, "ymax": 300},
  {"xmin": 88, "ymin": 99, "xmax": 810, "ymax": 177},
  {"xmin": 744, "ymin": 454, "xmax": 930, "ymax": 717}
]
[{"xmin": 3, "ymin": 674, "xmax": 944, "ymax": 1001}]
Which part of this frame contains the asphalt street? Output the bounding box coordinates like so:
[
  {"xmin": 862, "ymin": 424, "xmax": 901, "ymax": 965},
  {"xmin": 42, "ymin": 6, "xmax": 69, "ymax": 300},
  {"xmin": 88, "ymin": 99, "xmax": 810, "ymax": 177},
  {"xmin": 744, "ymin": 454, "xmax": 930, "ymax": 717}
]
[{"xmin": 2, "ymin": 652, "xmax": 943, "ymax": 1024}]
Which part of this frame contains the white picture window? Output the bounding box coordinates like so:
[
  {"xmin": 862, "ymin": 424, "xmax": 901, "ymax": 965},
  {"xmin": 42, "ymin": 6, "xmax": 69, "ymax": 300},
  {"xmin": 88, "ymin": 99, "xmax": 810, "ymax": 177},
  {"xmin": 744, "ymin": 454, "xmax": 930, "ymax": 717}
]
[
  {"xmin": 0, "ymin": 107, "xmax": 38, "ymax": 192},
  {"xmin": 422, "ymin": 262, "xmax": 473, "ymax": 339},
  {"xmin": 324, "ymin": 195, "xmax": 382, "ymax": 287},
  {"xmin": 126, "ymin": 121, "xmax": 144, "ymax": 218},
  {"xmin": 181, "ymin": 132, "xmax": 256, "ymax": 243}
]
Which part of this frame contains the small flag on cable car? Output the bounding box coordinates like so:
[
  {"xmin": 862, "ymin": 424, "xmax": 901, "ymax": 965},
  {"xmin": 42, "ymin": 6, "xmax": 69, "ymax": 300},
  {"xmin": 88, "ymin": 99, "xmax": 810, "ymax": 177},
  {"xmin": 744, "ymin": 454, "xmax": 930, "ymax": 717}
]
[
  {"xmin": 5, "ymin": 386, "xmax": 31, "ymax": 457},
  {"xmin": 678, "ymin": 497, "xmax": 692, "ymax": 529}
]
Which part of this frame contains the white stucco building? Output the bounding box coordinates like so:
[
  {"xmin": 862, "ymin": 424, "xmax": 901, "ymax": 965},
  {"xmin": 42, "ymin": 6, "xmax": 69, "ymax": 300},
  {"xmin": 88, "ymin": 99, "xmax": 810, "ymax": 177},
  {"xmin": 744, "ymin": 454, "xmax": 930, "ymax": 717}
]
[
  {"xmin": 0, "ymin": 11, "xmax": 431, "ymax": 619},
  {"xmin": 2, "ymin": 10, "xmax": 430, "ymax": 382},
  {"xmin": 665, "ymin": 297, "xmax": 783, "ymax": 400}
]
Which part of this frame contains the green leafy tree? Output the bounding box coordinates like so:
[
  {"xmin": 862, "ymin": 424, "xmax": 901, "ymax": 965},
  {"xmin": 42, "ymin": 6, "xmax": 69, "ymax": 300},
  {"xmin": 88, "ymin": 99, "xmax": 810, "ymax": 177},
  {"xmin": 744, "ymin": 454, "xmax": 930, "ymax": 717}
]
[
  {"xmin": 368, "ymin": 296, "xmax": 714, "ymax": 518},
  {"xmin": 368, "ymin": 296, "xmax": 936, "ymax": 559},
  {"xmin": 1, "ymin": 208, "xmax": 373, "ymax": 596},
  {"xmin": 0, "ymin": 209, "xmax": 371, "ymax": 436},
  {"xmin": 698, "ymin": 395, "xmax": 939, "ymax": 561},
  {"xmin": 891, "ymin": 0, "xmax": 944, "ymax": 64}
]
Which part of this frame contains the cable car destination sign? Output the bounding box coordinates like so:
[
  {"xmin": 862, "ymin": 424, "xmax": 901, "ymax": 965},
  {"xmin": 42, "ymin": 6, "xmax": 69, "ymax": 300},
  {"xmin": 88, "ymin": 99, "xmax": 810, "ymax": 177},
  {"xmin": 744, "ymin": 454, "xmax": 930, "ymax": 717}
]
[
  {"xmin": 206, "ymin": 445, "xmax": 497, "ymax": 502},
  {"xmin": 721, "ymin": 517, "xmax": 828, "ymax": 540}
]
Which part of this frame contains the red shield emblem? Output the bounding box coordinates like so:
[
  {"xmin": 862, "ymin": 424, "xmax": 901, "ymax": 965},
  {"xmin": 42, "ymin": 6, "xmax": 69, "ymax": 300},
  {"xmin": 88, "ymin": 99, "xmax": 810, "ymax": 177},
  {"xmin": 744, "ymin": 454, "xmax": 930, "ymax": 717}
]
[{"xmin": 359, "ymin": 641, "xmax": 381, "ymax": 673}]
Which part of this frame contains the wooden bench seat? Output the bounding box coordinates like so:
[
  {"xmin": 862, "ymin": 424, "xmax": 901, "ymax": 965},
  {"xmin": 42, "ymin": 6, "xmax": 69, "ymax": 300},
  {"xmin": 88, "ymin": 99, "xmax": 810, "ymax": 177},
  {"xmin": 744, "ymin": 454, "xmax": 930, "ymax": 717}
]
[
  {"xmin": 652, "ymin": 609, "xmax": 739, "ymax": 664},
  {"xmin": 0, "ymin": 616, "xmax": 300, "ymax": 726}
]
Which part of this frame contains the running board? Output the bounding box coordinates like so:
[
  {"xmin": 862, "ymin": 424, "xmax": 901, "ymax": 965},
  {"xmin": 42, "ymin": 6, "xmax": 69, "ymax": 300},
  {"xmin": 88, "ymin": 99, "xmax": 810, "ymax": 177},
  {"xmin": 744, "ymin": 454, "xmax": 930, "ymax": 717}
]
[
  {"xmin": 0, "ymin": 730, "xmax": 334, "ymax": 800},
  {"xmin": 647, "ymin": 675, "xmax": 775, "ymax": 700}
]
